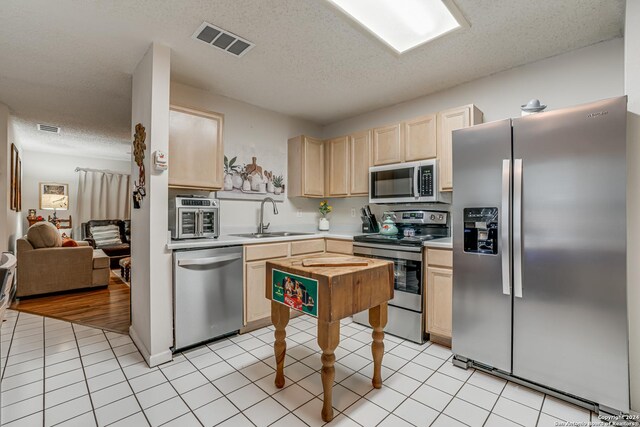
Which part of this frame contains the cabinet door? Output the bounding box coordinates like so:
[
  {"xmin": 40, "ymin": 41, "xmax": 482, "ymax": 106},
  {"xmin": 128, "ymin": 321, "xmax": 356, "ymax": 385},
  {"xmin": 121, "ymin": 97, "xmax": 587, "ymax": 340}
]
[
  {"xmin": 303, "ymin": 136, "xmax": 325, "ymax": 197},
  {"xmin": 169, "ymin": 106, "xmax": 224, "ymax": 190},
  {"xmin": 427, "ymin": 267, "xmax": 453, "ymax": 338},
  {"xmin": 404, "ymin": 114, "xmax": 437, "ymax": 161},
  {"xmin": 325, "ymin": 239, "xmax": 353, "ymax": 255},
  {"xmin": 438, "ymin": 105, "xmax": 484, "ymax": 191},
  {"xmin": 326, "ymin": 136, "xmax": 350, "ymax": 197},
  {"xmin": 349, "ymin": 130, "xmax": 371, "ymax": 195},
  {"xmin": 244, "ymin": 260, "xmax": 271, "ymax": 324},
  {"xmin": 372, "ymin": 123, "xmax": 402, "ymax": 165},
  {"xmin": 290, "ymin": 239, "xmax": 325, "ymax": 256}
]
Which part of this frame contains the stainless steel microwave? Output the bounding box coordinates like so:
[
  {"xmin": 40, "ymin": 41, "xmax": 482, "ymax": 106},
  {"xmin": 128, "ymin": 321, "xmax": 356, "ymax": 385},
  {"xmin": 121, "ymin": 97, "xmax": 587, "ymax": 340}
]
[
  {"xmin": 369, "ymin": 160, "xmax": 451, "ymax": 204},
  {"xmin": 169, "ymin": 196, "xmax": 219, "ymax": 239}
]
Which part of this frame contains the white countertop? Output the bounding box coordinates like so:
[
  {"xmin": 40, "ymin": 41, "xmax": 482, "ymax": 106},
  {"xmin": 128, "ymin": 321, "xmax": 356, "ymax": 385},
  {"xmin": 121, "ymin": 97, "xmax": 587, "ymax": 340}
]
[
  {"xmin": 167, "ymin": 231, "xmax": 356, "ymax": 250},
  {"xmin": 166, "ymin": 226, "xmax": 453, "ymax": 250},
  {"xmin": 423, "ymin": 237, "xmax": 452, "ymax": 249}
]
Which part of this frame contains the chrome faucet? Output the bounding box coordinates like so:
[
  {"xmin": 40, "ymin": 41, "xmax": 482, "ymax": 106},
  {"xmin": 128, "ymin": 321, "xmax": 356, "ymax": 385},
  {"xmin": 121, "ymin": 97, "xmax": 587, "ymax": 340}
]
[{"xmin": 258, "ymin": 197, "xmax": 278, "ymax": 234}]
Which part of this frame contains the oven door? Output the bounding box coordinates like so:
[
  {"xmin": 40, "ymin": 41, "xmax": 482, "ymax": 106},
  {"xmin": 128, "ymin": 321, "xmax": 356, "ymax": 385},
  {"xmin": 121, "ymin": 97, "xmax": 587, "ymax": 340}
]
[
  {"xmin": 353, "ymin": 245, "xmax": 422, "ymax": 312},
  {"xmin": 177, "ymin": 208, "xmax": 199, "ymax": 239},
  {"xmin": 200, "ymin": 208, "xmax": 219, "ymax": 238},
  {"xmin": 369, "ymin": 163, "xmax": 418, "ymax": 204}
]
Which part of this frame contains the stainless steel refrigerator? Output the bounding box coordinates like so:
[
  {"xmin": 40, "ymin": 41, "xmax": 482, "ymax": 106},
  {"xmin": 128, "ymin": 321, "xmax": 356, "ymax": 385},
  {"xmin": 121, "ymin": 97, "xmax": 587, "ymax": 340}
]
[{"xmin": 451, "ymin": 96, "xmax": 629, "ymax": 414}]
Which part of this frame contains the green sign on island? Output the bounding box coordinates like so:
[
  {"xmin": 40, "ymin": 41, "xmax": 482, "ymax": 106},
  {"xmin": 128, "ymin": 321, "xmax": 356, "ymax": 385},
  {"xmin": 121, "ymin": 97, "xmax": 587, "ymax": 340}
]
[{"xmin": 272, "ymin": 268, "xmax": 318, "ymax": 317}]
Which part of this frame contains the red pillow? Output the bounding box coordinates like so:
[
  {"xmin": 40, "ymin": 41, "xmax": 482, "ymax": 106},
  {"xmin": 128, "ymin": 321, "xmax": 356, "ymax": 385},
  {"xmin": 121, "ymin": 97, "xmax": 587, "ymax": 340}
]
[{"xmin": 62, "ymin": 238, "xmax": 78, "ymax": 247}]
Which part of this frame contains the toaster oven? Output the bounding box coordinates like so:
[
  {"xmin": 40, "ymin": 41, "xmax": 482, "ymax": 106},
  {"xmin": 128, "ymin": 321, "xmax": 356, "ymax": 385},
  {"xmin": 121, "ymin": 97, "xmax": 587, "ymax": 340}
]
[{"xmin": 169, "ymin": 196, "xmax": 219, "ymax": 240}]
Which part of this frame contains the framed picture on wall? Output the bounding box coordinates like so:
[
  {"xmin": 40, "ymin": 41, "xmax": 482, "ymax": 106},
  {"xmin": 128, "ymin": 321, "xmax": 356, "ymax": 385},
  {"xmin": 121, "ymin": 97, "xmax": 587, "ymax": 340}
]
[
  {"xmin": 16, "ymin": 157, "xmax": 22, "ymax": 211},
  {"xmin": 10, "ymin": 143, "xmax": 18, "ymax": 211},
  {"xmin": 39, "ymin": 183, "xmax": 69, "ymax": 210}
]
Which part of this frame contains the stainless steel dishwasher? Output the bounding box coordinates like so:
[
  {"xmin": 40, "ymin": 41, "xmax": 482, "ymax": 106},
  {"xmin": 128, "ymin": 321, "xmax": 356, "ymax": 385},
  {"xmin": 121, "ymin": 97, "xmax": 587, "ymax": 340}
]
[{"xmin": 173, "ymin": 245, "xmax": 243, "ymax": 351}]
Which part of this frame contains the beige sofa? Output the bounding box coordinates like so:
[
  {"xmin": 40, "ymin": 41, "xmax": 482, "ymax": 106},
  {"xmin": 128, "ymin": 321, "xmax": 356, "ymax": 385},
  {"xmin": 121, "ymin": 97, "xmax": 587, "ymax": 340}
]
[{"xmin": 16, "ymin": 222, "xmax": 110, "ymax": 298}]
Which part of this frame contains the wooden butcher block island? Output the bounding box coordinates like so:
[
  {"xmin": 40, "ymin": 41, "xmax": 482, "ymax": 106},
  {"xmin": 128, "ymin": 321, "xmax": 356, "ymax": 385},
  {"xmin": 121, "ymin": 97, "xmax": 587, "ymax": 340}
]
[{"xmin": 265, "ymin": 255, "xmax": 394, "ymax": 422}]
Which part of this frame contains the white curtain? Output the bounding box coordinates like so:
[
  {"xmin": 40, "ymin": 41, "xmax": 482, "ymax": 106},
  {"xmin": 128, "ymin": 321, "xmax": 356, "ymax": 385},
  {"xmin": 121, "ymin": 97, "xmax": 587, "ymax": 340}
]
[{"xmin": 76, "ymin": 169, "xmax": 131, "ymax": 233}]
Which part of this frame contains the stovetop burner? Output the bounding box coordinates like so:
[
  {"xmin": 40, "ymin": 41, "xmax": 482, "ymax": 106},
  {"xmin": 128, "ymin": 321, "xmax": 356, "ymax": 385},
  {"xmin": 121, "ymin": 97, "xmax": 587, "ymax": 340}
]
[{"xmin": 353, "ymin": 209, "xmax": 450, "ymax": 248}]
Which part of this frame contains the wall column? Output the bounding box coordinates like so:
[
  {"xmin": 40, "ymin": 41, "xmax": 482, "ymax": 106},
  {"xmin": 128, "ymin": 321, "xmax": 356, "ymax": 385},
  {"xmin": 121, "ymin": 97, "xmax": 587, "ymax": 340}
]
[
  {"xmin": 130, "ymin": 43, "xmax": 173, "ymax": 366},
  {"xmin": 0, "ymin": 103, "xmax": 9, "ymax": 253}
]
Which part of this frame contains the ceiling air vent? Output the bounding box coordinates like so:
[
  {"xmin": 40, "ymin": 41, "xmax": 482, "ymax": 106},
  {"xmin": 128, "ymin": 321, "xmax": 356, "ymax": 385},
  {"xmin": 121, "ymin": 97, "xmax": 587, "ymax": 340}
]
[
  {"xmin": 37, "ymin": 124, "xmax": 60, "ymax": 134},
  {"xmin": 192, "ymin": 22, "xmax": 254, "ymax": 57}
]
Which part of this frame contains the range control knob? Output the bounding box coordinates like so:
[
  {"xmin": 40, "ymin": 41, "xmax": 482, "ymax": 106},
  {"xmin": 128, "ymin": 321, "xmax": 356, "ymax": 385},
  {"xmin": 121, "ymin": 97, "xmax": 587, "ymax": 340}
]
[
  {"xmin": 438, "ymin": 214, "xmax": 444, "ymax": 220},
  {"xmin": 430, "ymin": 214, "xmax": 436, "ymax": 220}
]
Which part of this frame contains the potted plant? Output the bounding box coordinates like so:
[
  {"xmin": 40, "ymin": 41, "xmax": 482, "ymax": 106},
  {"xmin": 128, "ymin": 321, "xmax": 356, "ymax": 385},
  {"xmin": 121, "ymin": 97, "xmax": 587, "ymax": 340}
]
[
  {"xmin": 272, "ymin": 175, "xmax": 284, "ymax": 195},
  {"xmin": 240, "ymin": 167, "xmax": 252, "ymax": 192},
  {"xmin": 224, "ymin": 156, "xmax": 241, "ymax": 190},
  {"xmin": 318, "ymin": 200, "xmax": 332, "ymax": 231}
]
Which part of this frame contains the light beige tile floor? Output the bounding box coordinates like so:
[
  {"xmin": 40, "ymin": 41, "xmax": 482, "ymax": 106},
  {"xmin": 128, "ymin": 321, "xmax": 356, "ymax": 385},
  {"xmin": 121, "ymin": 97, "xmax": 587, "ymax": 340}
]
[{"xmin": 0, "ymin": 310, "xmax": 611, "ymax": 426}]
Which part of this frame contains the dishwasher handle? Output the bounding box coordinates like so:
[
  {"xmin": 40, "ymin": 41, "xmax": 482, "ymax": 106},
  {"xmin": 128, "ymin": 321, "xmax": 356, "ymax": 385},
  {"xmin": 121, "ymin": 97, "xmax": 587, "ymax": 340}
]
[{"xmin": 177, "ymin": 253, "xmax": 242, "ymax": 267}]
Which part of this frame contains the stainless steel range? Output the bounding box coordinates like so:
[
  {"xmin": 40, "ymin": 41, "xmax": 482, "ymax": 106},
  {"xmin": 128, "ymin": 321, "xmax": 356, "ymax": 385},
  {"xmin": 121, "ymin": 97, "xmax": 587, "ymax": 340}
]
[{"xmin": 352, "ymin": 210, "xmax": 449, "ymax": 343}]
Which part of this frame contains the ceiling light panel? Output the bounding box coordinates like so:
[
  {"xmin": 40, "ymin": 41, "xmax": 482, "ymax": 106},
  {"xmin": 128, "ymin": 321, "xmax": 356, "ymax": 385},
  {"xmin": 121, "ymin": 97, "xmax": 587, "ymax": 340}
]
[
  {"xmin": 327, "ymin": 0, "xmax": 467, "ymax": 54},
  {"xmin": 192, "ymin": 22, "xmax": 254, "ymax": 57}
]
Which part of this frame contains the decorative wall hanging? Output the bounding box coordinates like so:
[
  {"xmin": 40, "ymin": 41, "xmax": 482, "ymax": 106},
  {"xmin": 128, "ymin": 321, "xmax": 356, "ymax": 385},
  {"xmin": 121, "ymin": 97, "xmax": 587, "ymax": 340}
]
[
  {"xmin": 132, "ymin": 123, "xmax": 147, "ymax": 209},
  {"xmin": 10, "ymin": 143, "xmax": 20, "ymax": 211},
  {"xmin": 39, "ymin": 183, "xmax": 69, "ymax": 210},
  {"xmin": 217, "ymin": 155, "xmax": 285, "ymax": 202}
]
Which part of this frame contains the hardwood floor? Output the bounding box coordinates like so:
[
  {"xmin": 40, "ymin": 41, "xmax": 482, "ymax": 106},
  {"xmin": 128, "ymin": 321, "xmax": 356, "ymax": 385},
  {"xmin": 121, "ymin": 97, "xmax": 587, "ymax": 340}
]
[{"xmin": 10, "ymin": 272, "xmax": 130, "ymax": 334}]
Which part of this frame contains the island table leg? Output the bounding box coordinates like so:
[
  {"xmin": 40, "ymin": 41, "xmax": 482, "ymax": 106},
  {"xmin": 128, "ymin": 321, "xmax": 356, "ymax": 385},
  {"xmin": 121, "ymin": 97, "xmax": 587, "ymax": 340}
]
[
  {"xmin": 271, "ymin": 301, "xmax": 290, "ymax": 388},
  {"xmin": 317, "ymin": 320, "xmax": 340, "ymax": 422},
  {"xmin": 369, "ymin": 303, "xmax": 388, "ymax": 389}
]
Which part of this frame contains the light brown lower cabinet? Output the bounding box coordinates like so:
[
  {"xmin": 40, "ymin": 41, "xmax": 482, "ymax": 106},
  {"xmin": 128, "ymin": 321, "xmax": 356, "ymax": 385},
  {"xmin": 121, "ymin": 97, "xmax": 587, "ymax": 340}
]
[
  {"xmin": 325, "ymin": 239, "xmax": 353, "ymax": 255},
  {"xmin": 243, "ymin": 238, "xmax": 350, "ymax": 327},
  {"xmin": 426, "ymin": 266, "xmax": 453, "ymax": 341},
  {"xmin": 244, "ymin": 260, "xmax": 272, "ymax": 325}
]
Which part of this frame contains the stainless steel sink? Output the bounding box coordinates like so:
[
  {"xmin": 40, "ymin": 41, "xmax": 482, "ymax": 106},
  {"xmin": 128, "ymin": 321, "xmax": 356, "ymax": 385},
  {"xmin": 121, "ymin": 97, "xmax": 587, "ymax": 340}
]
[{"xmin": 230, "ymin": 231, "xmax": 314, "ymax": 239}]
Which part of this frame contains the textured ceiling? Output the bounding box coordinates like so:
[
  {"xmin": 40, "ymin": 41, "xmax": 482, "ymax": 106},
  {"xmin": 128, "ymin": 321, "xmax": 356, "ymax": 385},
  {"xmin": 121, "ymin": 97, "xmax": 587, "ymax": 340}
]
[{"xmin": 0, "ymin": 0, "xmax": 625, "ymax": 160}]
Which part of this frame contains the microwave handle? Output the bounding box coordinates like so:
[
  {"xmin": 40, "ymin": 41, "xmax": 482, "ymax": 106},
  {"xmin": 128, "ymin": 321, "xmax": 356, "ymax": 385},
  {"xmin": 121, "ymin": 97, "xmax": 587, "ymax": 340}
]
[
  {"xmin": 413, "ymin": 167, "xmax": 420, "ymax": 198},
  {"xmin": 196, "ymin": 210, "xmax": 202, "ymax": 236}
]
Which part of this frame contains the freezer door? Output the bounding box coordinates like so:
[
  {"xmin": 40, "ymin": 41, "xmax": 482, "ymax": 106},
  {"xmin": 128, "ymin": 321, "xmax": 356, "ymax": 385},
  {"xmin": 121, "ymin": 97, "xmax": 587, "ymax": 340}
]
[
  {"xmin": 452, "ymin": 119, "xmax": 513, "ymax": 373},
  {"xmin": 512, "ymin": 96, "xmax": 629, "ymax": 412}
]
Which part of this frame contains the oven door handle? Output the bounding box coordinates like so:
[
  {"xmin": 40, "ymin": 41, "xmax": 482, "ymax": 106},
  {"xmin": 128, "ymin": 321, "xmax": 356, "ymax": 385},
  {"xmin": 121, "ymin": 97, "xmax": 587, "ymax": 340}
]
[{"xmin": 353, "ymin": 245, "xmax": 422, "ymax": 261}]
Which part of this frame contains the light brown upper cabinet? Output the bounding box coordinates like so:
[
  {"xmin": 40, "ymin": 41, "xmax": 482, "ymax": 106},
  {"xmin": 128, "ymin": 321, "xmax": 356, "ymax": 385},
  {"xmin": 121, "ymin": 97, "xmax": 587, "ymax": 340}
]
[
  {"xmin": 169, "ymin": 105, "xmax": 224, "ymax": 191},
  {"xmin": 404, "ymin": 114, "xmax": 437, "ymax": 162},
  {"xmin": 372, "ymin": 123, "xmax": 403, "ymax": 166},
  {"xmin": 349, "ymin": 130, "xmax": 372, "ymax": 195},
  {"xmin": 437, "ymin": 105, "xmax": 483, "ymax": 192},
  {"xmin": 288, "ymin": 135, "xmax": 325, "ymax": 197},
  {"xmin": 325, "ymin": 136, "xmax": 350, "ymax": 197}
]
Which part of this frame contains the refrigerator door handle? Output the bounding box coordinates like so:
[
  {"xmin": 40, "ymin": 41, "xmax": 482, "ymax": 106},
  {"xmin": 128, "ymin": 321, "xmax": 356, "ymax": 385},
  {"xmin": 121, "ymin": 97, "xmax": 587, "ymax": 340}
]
[
  {"xmin": 513, "ymin": 158, "xmax": 523, "ymax": 298},
  {"xmin": 501, "ymin": 159, "xmax": 511, "ymax": 296}
]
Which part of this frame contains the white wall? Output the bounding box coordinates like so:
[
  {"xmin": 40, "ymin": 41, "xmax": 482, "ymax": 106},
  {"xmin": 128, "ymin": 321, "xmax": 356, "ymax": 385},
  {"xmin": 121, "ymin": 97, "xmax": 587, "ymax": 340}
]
[
  {"xmin": 322, "ymin": 38, "xmax": 624, "ymax": 221},
  {"xmin": 130, "ymin": 43, "xmax": 173, "ymax": 367},
  {"xmin": 0, "ymin": 103, "xmax": 9, "ymax": 253},
  {"xmin": 21, "ymin": 150, "xmax": 129, "ymax": 237},
  {"xmin": 0, "ymin": 106, "xmax": 24, "ymax": 253},
  {"xmin": 170, "ymin": 83, "xmax": 367, "ymax": 233},
  {"xmin": 625, "ymin": 0, "xmax": 640, "ymax": 413},
  {"xmin": 323, "ymin": 38, "xmax": 624, "ymax": 138}
]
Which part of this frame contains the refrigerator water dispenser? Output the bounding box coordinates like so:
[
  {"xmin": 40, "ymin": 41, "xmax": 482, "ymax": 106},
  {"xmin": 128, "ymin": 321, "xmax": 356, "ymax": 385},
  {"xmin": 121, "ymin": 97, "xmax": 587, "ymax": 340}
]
[{"xmin": 463, "ymin": 208, "xmax": 498, "ymax": 255}]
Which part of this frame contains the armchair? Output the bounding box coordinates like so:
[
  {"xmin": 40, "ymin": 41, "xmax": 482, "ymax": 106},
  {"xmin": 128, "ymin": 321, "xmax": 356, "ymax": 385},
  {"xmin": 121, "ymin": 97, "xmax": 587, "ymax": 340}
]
[{"xmin": 82, "ymin": 220, "xmax": 131, "ymax": 268}]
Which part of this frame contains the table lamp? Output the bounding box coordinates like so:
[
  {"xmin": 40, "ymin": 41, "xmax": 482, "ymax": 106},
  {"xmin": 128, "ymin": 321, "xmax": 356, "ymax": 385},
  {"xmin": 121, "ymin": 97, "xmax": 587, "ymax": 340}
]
[{"xmin": 41, "ymin": 195, "xmax": 69, "ymax": 223}]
